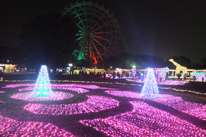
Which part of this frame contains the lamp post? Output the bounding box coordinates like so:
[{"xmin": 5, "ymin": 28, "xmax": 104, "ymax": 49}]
[{"xmin": 68, "ymin": 63, "xmax": 73, "ymax": 75}]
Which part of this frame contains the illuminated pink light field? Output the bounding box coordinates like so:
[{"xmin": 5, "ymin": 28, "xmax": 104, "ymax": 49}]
[
  {"xmin": 105, "ymin": 90, "xmax": 206, "ymax": 121},
  {"xmin": 79, "ymin": 101, "xmax": 206, "ymax": 136},
  {"xmin": 0, "ymin": 83, "xmax": 205, "ymax": 136},
  {"xmin": 0, "ymin": 115, "xmax": 75, "ymax": 136},
  {"xmin": 0, "ymin": 91, "xmax": 5, "ymax": 93},
  {"xmin": 151, "ymin": 96, "xmax": 206, "ymax": 121},
  {"xmin": 11, "ymin": 91, "xmax": 74, "ymax": 101},
  {"xmin": 3, "ymin": 84, "xmax": 109, "ymax": 90},
  {"xmin": 23, "ymin": 95, "xmax": 119, "ymax": 115}
]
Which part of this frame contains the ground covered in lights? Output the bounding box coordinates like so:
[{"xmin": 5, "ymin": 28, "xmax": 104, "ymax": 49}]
[{"xmin": 0, "ymin": 82, "xmax": 206, "ymax": 136}]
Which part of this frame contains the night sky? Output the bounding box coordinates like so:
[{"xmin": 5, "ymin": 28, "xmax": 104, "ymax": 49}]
[{"xmin": 0, "ymin": 0, "xmax": 205, "ymax": 63}]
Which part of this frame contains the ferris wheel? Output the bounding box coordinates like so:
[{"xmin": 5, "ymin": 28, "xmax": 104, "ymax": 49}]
[{"xmin": 63, "ymin": 2, "xmax": 121, "ymax": 64}]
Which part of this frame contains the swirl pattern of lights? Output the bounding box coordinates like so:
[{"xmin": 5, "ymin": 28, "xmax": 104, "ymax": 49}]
[
  {"xmin": 0, "ymin": 115, "xmax": 74, "ymax": 136},
  {"xmin": 105, "ymin": 90, "xmax": 206, "ymax": 121},
  {"xmin": 0, "ymin": 82, "xmax": 205, "ymax": 136},
  {"xmin": 80, "ymin": 101, "xmax": 206, "ymax": 136},
  {"xmin": 23, "ymin": 95, "xmax": 119, "ymax": 115}
]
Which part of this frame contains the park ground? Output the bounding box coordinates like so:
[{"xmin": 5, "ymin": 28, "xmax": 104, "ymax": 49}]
[{"xmin": 0, "ymin": 73, "xmax": 206, "ymax": 136}]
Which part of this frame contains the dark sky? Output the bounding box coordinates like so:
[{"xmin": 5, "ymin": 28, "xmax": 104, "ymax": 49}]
[{"xmin": 0, "ymin": 0, "xmax": 206, "ymax": 63}]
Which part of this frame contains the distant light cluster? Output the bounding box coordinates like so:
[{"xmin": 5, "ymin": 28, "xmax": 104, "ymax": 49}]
[
  {"xmin": 0, "ymin": 115, "xmax": 74, "ymax": 136},
  {"xmin": 10, "ymin": 91, "xmax": 74, "ymax": 101},
  {"xmin": 80, "ymin": 101, "xmax": 206, "ymax": 136},
  {"xmin": 23, "ymin": 95, "xmax": 119, "ymax": 115}
]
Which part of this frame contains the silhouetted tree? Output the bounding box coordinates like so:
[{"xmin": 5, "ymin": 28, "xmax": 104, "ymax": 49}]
[
  {"xmin": 104, "ymin": 53, "xmax": 167, "ymax": 69},
  {"xmin": 201, "ymin": 57, "xmax": 206, "ymax": 68},
  {"xmin": 19, "ymin": 12, "xmax": 77, "ymax": 69}
]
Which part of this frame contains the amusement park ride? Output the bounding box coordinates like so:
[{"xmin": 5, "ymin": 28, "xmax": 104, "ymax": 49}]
[{"xmin": 63, "ymin": 2, "xmax": 121, "ymax": 65}]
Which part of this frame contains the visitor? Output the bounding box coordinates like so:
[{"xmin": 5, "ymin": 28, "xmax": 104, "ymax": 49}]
[
  {"xmin": 113, "ymin": 72, "xmax": 116, "ymax": 79},
  {"xmin": 79, "ymin": 71, "xmax": 83, "ymax": 80},
  {"xmin": 193, "ymin": 76, "xmax": 196, "ymax": 81},
  {"xmin": 183, "ymin": 73, "xmax": 187, "ymax": 80},
  {"xmin": 177, "ymin": 73, "xmax": 181, "ymax": 80},
  {"xmin": 103, "ymin": 72, "xmax": 106, "ymax": 79},
  {"xmin": 0, "ymin": 70, "xmax": 3, "ymax": 81},
  {"xmin": 159, "ymin": 77, "xmax": 162, "ymax": 82}
]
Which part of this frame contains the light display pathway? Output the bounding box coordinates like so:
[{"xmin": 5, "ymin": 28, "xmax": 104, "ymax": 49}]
[
  {"xmin": 79, "ymin": 101, "xmax": 206, "ymax": 136},
  {"xmin": 23, "ymin": 95, "xmax": 119, "ymax": 115},
  {"xmin": 0, "ymin": 115, "xmax": 75, "ymax": 136}
]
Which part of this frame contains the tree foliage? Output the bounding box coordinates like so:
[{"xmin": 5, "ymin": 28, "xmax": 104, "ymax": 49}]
[
  {"xmin": 19, "ymin": 12, "xmax": 77, "ymax": 69},
  {"xmin": 104, "ymin": 53, "xmax": 166, "ymax": 69}
]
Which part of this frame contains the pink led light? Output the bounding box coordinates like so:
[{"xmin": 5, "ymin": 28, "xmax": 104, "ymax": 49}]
[
  {"xmin": 11, "ymin": 91, "xmax": 74, "ymax": 101},
  {"xmin": 0, "ymin": 115, "xmax": 74, "ymax": 136},
  {"xmin": 3, "ymin": 84, "xmax": 35, "ymax": 88},
  {"xmin": 51, "ymin": 86, "xmax": 89, "ymax": 93},
  {"xmin": 0, "ymin": 91, "xmax": 5, "ymax": 93},
  {"xmin": 0, "ymin": 100, "xmax": 5, "ymax": 103},
  {"xmin": 23, "ymin": 95, "xmax": 119, "ymax": 115},
  {"xmin": 79, "ymin": 101, "xmax": 206, "ymax": 136}
]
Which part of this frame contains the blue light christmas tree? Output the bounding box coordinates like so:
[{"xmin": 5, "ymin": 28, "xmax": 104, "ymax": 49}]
[
  {"xmin": 140, "ymin": 68, "xmax": 159, "ymax": 98},
  {"xmin": 33, "ymin": 65, "xmax": 52, "ymax": 97}
]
